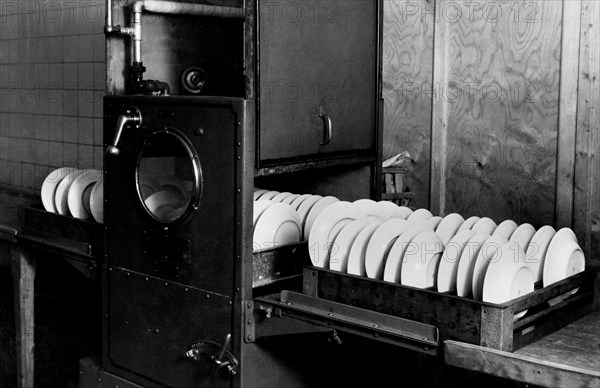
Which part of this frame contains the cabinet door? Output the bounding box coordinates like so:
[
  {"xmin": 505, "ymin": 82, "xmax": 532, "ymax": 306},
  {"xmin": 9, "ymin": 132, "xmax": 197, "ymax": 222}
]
[{"xmin": 258, "ymin": 0, "xmax": 378, "ymax": 163}]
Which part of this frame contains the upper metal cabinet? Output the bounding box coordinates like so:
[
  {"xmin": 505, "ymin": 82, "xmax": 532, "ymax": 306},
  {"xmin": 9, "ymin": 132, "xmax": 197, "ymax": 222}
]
[{"xmin": 257, "ymin": 0, "xmax": 381, "ymax": 165}]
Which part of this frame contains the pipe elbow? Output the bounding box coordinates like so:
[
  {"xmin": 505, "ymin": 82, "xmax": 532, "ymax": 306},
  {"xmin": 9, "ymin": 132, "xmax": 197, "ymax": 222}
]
[{"xmin": 132, "ymin": 0, "xmax": 145, "ymax": 13}]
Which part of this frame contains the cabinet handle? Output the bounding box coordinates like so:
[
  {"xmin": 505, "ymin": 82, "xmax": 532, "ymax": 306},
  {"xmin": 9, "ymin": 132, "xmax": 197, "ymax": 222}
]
[{"xmin": 319, "ymin": 111, "xmax": 332, "ymax": 146}]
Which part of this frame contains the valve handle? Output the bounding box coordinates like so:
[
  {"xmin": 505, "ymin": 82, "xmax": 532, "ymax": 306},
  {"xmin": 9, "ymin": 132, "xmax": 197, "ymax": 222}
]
[{"xmin": 106, "ymin": 107, "xmax": 142, "ymax": 156}]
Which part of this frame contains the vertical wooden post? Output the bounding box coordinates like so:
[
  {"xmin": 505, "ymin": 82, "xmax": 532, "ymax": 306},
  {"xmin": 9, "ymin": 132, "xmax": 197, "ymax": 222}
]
[
  {"xmin": 430, "ymin": 0, "xmax": 449, "ymax": 216},
  {"xmin": 574, "ymin": 1, "xmax": 600, "ymax": 260},
  {"xmin": 556, "ymin": 0, "xmax": 582, "ymax": 229},
  {"xmin": 12, "ymin": 246, "xmax": 35, "ymax": 388}
]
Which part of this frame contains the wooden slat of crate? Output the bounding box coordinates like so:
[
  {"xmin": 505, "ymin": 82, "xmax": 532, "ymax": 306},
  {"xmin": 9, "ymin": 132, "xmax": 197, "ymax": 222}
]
[{"xmin": 303, "ymin": 266, "xmax": 599, "ymax": 352}]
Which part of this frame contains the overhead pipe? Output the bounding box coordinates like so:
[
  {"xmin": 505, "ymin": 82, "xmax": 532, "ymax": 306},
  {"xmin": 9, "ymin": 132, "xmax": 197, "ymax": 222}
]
[{"xmin": 105, "ymin": 0, "xmax": 244, "ymax": 94}]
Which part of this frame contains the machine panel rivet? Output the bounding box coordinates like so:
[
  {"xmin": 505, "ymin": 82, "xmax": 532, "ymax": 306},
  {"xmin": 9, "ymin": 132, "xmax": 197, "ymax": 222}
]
[
  {"xmin": 164, "ymin": 282, "xmax": 168, "ymax": 286},
  {"xmin": 247, "ymin": 335, "xmax": 253, "ymax": 341},
  {"xmin": 155, "ymin": 329, "xmax": 160, "ymax": 333},
  {"xmin": 185, "ymin": 288, "xmax": 189, "ymax": 292},
  {"xmin": 195, "ymin": 128, "xmax": 204, "ymax": 136},
  {"xmin": 246, "ymin": 301, "xmax": 253, "ymax": 308},
  {"xmin": 206, "ymin": 294, "xmax": 210, "ymax": 299}
]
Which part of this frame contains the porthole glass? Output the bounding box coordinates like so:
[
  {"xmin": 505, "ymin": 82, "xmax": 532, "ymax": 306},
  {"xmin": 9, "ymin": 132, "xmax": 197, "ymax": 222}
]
[{"xmin": 136, "ymin": 128, "xmax": 201, "ymax": 223}]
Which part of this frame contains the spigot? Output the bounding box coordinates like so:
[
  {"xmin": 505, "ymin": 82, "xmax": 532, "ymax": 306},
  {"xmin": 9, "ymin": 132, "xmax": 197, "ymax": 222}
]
[
  {"xmin": 106, "ymin": 107, "xmax": 142, "ymax": 156},
  {"xmin": 185, "ymin": 334, "xmax": 239, "ymax": 376}
]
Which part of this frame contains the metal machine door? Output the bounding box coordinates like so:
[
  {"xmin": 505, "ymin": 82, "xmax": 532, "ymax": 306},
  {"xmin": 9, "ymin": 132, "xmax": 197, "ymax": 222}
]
[{"xmin": 103, "ymin": 96, "xmax": 247, "ymax": 387}]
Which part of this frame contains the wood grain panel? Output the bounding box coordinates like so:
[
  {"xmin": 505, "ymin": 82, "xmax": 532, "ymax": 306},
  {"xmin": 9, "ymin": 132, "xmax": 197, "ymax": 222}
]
[
  {"xmin": 382, "ymin": 0, "xmax": 434, "ymax": 209},
  {"xmin": 574, "ymin": 1, "xmax": 600, "ymax": 264},
  {"xmin": 441, "ymin": 0, "xmax": 562, "ymax": 226}
]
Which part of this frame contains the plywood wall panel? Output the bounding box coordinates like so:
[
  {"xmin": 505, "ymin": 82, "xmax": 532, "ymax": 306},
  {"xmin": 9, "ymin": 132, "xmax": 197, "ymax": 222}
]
[
  {"xmin": 574, "ymin": 1, "xmax": 600, "ymax": 262},
  {"xmin": 382, "ymin": 0, "xmax": 433, "ymax": 209},
  {"xmin": 440, "ymin": 0, "xmax": 562, "ymax": 225}
]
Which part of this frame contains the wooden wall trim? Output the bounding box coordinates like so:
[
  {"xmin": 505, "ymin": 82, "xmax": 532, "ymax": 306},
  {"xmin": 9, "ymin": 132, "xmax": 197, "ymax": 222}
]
[
  {"xmin": 556, "ymin": 0, "xmax": 582, "ymax": 229},
  {"xmin": 429, "ymin": 0, "xmax": 449, "ymax": 216},
  {"xmin": 574, "ymin": 0, "xmax": 600, "ymax": 258}
]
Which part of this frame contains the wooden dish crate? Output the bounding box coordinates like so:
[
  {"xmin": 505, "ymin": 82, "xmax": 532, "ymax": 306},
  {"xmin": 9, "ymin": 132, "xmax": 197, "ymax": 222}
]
[{"xmin": 301, "ymin": 266, "xmax": 600, "ymax": 352}]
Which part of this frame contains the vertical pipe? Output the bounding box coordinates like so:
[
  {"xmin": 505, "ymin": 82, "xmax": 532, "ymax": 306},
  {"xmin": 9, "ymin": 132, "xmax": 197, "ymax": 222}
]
[
  {"xmin": 132, "ymin": 9, "xmax": 142, "ymax": 63},
  {"xmin": 106, "ymin": 0, "xmax": 112, "ymax": 27}
]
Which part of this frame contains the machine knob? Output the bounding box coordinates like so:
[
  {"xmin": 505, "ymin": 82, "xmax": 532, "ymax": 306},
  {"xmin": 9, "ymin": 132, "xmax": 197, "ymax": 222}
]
[{"xmin": 106, "ymin": 107, "xmax": 143, "ymax": 156}]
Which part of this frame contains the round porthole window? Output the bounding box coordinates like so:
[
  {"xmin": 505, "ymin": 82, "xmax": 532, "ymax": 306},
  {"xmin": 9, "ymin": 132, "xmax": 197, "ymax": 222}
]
[{"xmin": 136, "ymin": 128, "xmax": 202, "ymax": 223}]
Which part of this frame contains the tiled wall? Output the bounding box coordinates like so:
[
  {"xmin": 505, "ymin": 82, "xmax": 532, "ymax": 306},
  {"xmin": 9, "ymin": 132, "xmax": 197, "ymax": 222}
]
[{"xmin": 0, "ymin": 1, "xmax": 105, "ymax": 193}]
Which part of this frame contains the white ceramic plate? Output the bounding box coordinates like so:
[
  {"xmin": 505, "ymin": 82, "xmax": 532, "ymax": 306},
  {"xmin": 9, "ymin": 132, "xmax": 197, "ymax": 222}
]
[
  {"xmin": 383, "ymin": 229, "xmax": 422, "ymax": 283},
  {"xmin": 455, "ymin": 233, "xmax": 491, "ymax": 297},
  {"xmin": 329, "ymin": 219, "xmax": 371, "ymax": 272},
  {"xmin": 253, "ymin": 203, "xmax": 301, "ymax": 251},
  {"xmin": 509, "ymin": 223, "xmax": 536, "ymax": 251},
  {"xmin": 41, "ymin": 167, "xmax": 78, "ymax": 213},
  {"xmin": 471, "ymin": 235, "xmax": 508, "ymax": 300},
  {"xmin": 428, "ymin": 216, "xmax": 443, "ymax": 230},
  {"xmin": 436, "ymin": 230, "xmax": 476, "ymax": 293},
  {"xmin": 376, "ymin": 201, "xmax": 410, "ymax": 219},
  {"xmin": 67, "ymin": 169, "xmax": 102, "ymax": 220},
  {"xmin": 364, "ymin": 219, "xmax": 413, "ymax": 279},
  {"xmin": 289, "ymin": 194, "xmax": 313, "ymax": 210},
  {"xmin": 296, "ymin": 195, "xmax": 323, "ymax": 237},
  {"xmin": 89, "ymin": 178, "xmax": 103, "ymax": 224},
  {"xmin": 303, "ymin": 196, "xmax": 340, "ymax": 240},
  {"xmin": 258, "ymin": 190, "xmax": 281, "ymax": 201},
  {"xmin": 253, "ymin": 200, "xmax": 276, "ymax": 226},
  {"xmin": 271, "ymin": 191, "xmax": 294, "ymax": 203},
  {"xmin": 281, "ymin": 193, "xmax": 301, "ymax": 205},
  {"xmin": 353, "ymin": 199, "xmax": 391, "ymax": 222},
  {"xmin": 54, "ymin": 169, "xmax": 87, "ymax": 216},
  {"xmin": 157, "ymin": 175, "xmax": 190, "ymax": 204},
  {"xmin": 543, "ymin": 228, "xmax": 584, "ymax": 306},
  {"xmin": 145, "ymin": 190, "xmax": 187, "ymax": 220},
  {"xmin": 435, "ymin": 213, "xmax": 465, "ymax": 246},
  {"xmin": 253, "ymin": 189, "xmax": 269, "ymax": 201},
  {"xmin": 406, "ymin": 208, "xmax": 434, "ymax": 223},
  {"xmin": 525, "ymin": 225, "xmax": 556, "ymax": 282},
  {"xmin": 139, "ymin": 175, "xmax": 161, "ymax": 199},
  {"xmin": 347, "ymin": 222, "xmax": 381, "ymax": 276},
  {"xmin": 471, "ymin": 217, "xmax": 497, "ymax": 235},
  {"xmin": 456, "ymin": 216, "xmax": 480, "ymax": 233},
  {"xmin": 412, "ymin": 220, "xmax": 435, "ymax": 231},
  {"xmin": 493, "ymin": 220, "xmax": 518, "ymax": 240},
  {"xmin": 308, "ymin": 201, "xmax": 367, "ymax": 268},
  {"xmin": 401, "ymin": 230, "xmax": 444, "ymax": 289},
  {"xmin": 483, "ymin": 242, "xmax": 534, "ymax": 318}
]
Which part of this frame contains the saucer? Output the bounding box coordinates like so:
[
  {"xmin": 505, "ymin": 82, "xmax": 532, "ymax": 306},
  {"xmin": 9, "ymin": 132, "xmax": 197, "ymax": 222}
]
[
  {"xmin": 54, "ymin": 169, "xmax": 87, "ymax": 216},
  {"xmin": 401, "ymin": 230, "xmax": 444, "ymax": 289},
  {"xmin": 435, "ymin": 213, "xmax": 465, "ymax": 246},
  {"xmin": 509, "ymin": 223, "xmax": 536, "ymax": 251},
  {"xmin": 308, "ymin": 201, "xmax": 367, "ymax": 268},
  {"xmin": 89, "ymin": 178, "xmax": 103, "ymax": 224},
  {"xmin": 456, "ymin": 216, "xmax": 481, "ymax": 233},
  {"xmin": 41, "ymin": 167, "xmax": 78, "ymax": 213},
  {"xmin": 436, "ymin": 230, "xmax": 476, "ymax": 293},
  {"xmin": 471, "ymin": 217, "xmax": 497, "ymax": 235},
  {"xmin": 329, "ymin": 220, "xmax": 370, "ymax": 272},
  {"xmin": 455, "ymin": 233, "xmax": 491, "ymax": 297},
  {"xmin": 493, "ymin": 220, "xmax": 518, "ymax": 240},
  {"xmin": 471, "ymin": 235, "xmax": 508, "ymax": 300},
  {"xmin": 364, "ymin": 219, "xmax": 412, "ymax": 279},
  {"xmin": 67, "ymin": 169, "xmax": 102, "ymax": 220},
  {"xmin": 347, "ymin": 222, "xmax": 381, "ymax": 276}
]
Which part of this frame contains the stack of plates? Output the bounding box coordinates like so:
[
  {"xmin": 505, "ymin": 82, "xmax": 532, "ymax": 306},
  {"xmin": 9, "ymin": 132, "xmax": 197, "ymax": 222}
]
[
  {"xmin": 41, "ymin": 167, "xmax": 103, "ymax": 223},
  {"xmin": 252, "ymin": 194, "xmax": 302, "ymax": 252},
  {"xmin": 257, "ymin": 191, "xmax": 586, "ymax": 314}
]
